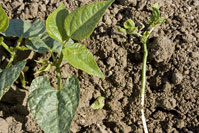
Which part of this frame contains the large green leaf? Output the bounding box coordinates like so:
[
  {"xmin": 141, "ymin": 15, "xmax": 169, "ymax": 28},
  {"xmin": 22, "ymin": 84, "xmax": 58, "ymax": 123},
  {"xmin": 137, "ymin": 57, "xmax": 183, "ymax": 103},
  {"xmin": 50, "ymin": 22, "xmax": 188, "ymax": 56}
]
[
  {"xmin": 46, "ymin": 3, "xmax": 69, "ymax": 42},
  {"xmin": 0, "ymin": 5, "xmax": 9, "ymax": 32},
  {"xmin": 64, "ymin": 0, "xmax": 114, "ymax": 41},
  {"xmin": 0, "ymin": 60, "xmax": 26, "ymax": 99},
  {"xmin": 28, "ymin": 76, "xmax": 80, "ymax": 133},
  {"xmin": 4, "ymin": 19, "xmax": 45, "ymax": 38},
  {"xmin": 25, "ymin": 32, "xmax": 62, "ymax": 54},
  {"xmin": 62, "ymin": 43, "xmax": 104, "ymax": 78}
]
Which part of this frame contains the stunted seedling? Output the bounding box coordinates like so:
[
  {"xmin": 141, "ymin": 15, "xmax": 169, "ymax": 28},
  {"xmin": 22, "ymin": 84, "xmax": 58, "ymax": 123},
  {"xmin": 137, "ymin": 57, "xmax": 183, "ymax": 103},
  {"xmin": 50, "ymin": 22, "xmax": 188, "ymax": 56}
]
[{"xmin": 118, "ymin": 3, "xmax": 165, "ymax": 133}]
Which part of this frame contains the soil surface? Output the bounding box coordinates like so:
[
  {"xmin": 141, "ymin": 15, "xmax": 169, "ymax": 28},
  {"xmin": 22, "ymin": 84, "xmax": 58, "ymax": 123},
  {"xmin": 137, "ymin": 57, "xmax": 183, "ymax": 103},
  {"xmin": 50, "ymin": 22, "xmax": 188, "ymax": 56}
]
[{"xmin": 0, "ymin": 0, "xmax": 199, "ymax": 132}]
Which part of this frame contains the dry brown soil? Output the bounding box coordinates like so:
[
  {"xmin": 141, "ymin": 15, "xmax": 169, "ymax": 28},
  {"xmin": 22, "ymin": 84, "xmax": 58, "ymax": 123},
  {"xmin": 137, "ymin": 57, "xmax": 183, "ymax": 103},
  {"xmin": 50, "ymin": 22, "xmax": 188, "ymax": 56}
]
[{"xmin": 0, "ymin": 0, "xmax": 199, "ymax": 132}]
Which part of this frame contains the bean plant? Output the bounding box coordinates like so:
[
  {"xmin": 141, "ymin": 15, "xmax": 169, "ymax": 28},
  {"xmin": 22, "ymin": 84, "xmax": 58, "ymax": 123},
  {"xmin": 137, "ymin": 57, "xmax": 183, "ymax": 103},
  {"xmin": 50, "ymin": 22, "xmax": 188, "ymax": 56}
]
[
  {"xmin": 118, "ymin": 3, "xmax": 165, "ymax": 133},
  {"xmin": 0, "ymin": 0, "xmax": 114, "ymax": 132}
]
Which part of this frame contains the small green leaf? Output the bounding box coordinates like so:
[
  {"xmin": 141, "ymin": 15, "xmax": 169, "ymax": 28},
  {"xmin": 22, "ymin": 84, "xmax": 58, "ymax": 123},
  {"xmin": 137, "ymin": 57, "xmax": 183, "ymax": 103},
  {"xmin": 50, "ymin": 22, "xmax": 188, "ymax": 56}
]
[
  {"xmin": 34, "ymin": 64, "xmax": 52, "ymax": 75},
  {"xmin": 0, "ymin": 5, "xmax": 9, "ymax": 33},
  {"xmin": 152, "ymin": 2, "xmax": 159, "ymax": 10},
  {"xmin": 0, "ymin": 60, "xmax": 26, "ymax": 99},
  {"xmin": 28, "ymin": 76, "xmax": 80, "ymax": 133},
  {"xmin": 4, "ymin": 19, "xmax": 45, "ymax": 38},
  {"xmin": 35, "ymin": 60, "xmax": 49, "ymax": 65},
  {"xmin": 62, "ymin": 43, "xmax": 104, "ymax": 78},
  {"xmin": 148, "ymin": 2, "xmax": 165, "ymax": 26},
  {"xmin": 0, "ymin": 69, "xmax": 2, "ymax": 73},
  {"xmin": 46, "ymin": 3, "xmax": 69, "ymax": 42},
  {"xmin": 64, "ymin": 0, "xmax": 114, "ymax": 41},
  {"xmin": 117, "ymin": 27, "xmax": 126, "ymax": 33},
  {"xmin": 157, "ymin": 17, "xmax": 165, "ymax": 24},
  {"xmin": 91, "ymin": 96, "xmax": 105, "ymax": 110},
  {"xmin": 123, "ymin": 19, "xmax": 135, "ymax": 29},
  {"xmin": 25, "ymin": 32, "xmax": 62, "ymax": 54}
]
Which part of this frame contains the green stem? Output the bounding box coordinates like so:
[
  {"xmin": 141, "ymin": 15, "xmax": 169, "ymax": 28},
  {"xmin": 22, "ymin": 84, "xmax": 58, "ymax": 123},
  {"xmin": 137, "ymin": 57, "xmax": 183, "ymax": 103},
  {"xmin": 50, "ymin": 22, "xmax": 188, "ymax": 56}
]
[
  {"xmin": 140, "ymin": 41, "xmax": 148, "ymax": 106},
  {"xmin": 55, "ymin": 39, "xmax": 68, "ymax": 90},
  {"xmin": 140, "ymin": 40, "xmax": 148, "ymax": 133},
  {"xmin": 50, "ymin": 51, "xmax": 57, "ymax": 64},
  {"xmin": 1, "ymin": 42, "xmax": 16, "ymax": 69},
  {"xmin": 140, "ymin": 27, "xmax": 155, "ymax": 133},
  {"xmin": 54, "ymin": 39, "xmax": 68, "ymax": 90},
  {"xmin": 1, "ymin": 41, "xmax": 12, "ymax": 54},
  {"xmin": 6, "ymin": 54, "xmax": 15, "ymax": 69},
  {"xmin": 57, "ymin": 53, "xmax": 64, "ymax": 90}
]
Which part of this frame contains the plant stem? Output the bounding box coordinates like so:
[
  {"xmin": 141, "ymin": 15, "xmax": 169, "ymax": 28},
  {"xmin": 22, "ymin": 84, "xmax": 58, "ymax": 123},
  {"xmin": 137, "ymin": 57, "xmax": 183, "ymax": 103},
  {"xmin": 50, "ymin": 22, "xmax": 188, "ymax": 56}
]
[
  {"xmin": 140, "ymin": 40, "xmax": 148, "ymax": 133},
  {"xmin": 1, "ymin": 42, "xmax": 16, "ymax": 69},
  {"xmin": 1, "ymin": 41, "xmax": 12, "ymax": 54},
  {"xmin": 56, "ymin": 39, "xmax": 69, "ymax": 90},
  {"xmin": 57, "ymin": 53, "xmax": 64, "ymax": 90},
  {"xmin": 140, "ymin": 27, "xmax": 154, "ymax": 133},
  {"xmin": 6, "ymin": 54, "xmax": 15, "ymax": 69},
  {"xmin": 50, "ymin": 50, "xmax": 63, "ymax": 90}
]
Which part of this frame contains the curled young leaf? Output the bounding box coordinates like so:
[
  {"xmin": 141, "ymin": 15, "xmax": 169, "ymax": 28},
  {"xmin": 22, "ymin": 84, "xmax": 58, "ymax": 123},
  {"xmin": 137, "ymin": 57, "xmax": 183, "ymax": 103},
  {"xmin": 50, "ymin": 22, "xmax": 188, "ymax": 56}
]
[
  {"xmin": 34, "ymin": 64, "xmax": 52, "ymax": 75},
  {"xmin": 148, "ymin": 2, "xmax": 165, "ymax": 26},
  {"xmin": 91, "ymin": 96, "xmax": 105, "ymax": 110},
  {"xmin": 123, "ymin": 19, "xmax": 135, "ymax": 29},
  {"xmin": 117, "ymin": 27, "xmax": 127, "ymax": 33},
  {"xmin": 62, "ymin": 43, "xmax": 104, "ymax": 78},
  {"xmin": 0, "ymin": 5, "xmax": 9, "ymax": 33},
  {"xmin": 46, "ymin": 3, "xmax": 69, "ymax": 42}
]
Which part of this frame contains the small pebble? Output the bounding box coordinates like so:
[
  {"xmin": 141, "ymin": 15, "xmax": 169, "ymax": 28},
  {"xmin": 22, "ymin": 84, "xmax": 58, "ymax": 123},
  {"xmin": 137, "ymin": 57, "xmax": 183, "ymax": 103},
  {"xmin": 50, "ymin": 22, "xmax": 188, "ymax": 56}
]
[
  {"xmin": 172, "ymin": 72, "xmax": 183, "ymax": 84},
  {"xmin": 103, "ymin": 15, "xmax": 112, "ymax": 25},
  {"xmin": 176, "ymin": 120, "xmax": 185, "ymax": 129},
  {"xmin": 107, "ymin": 57, "xmax": 116, "ymax": 68}
]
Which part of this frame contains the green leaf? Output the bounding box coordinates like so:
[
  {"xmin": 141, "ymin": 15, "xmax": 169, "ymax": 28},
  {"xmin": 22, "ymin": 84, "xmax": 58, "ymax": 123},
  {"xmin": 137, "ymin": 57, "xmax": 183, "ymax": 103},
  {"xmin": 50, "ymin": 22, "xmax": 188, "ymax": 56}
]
[
  {"xmin": 0, "ymin": 5, "xmax": 9, "ymax": 32},
  {"xmin": 4, "ymin": 19, "xmax": 45, "ymax": 38},
  {"xmin": 148, "ymin": 2, "xmax": 165, "ymax": 26},
  {"xmin": 0, "ymin": 69, "xmax": 2, "ymax": 73},
  {"xmin": 152, "ymin": 2, "xmax": 159, "ymax": 9},
  {"xmin": 25, "ymin": 32, "xmax": 62, "ymax": 54},
  {"xmin": 123, "ymin": 19, "xmax": 135, "ymax": 29},
  {"xmin": 156, "ymin": 17, "xmax": 165, "ymax": 24},
  {"xmin": 62, "ymin": 43, "xmax": 104, "ymax": 78},
  {"xmin": 34, "ymin": 64, "xmax": 52, "ymax": 75},
  {"xmin": 91, "ymin": 96, "xmax": 105, "ymax": 110},
  {"xmin": 0, "ymin": 60, "xmax": 26, "ymax": 99},
  {"xmin": 46, "ymin": 3, "xmax": 69, "ymax": 42},
  {"xmin": 28, "ymin": 76, "xmax": 80, "ymax": 133},
  {"xmin": 64, "ymin": 0, "xmax": 114, "ymax": 41},
  {"xmin": 117, "ymin": 27, "xmax": 126, "ymax": 33},
  {"xmin": 57, "ymin": 38, "xmax": 74, "ymax": 56}
]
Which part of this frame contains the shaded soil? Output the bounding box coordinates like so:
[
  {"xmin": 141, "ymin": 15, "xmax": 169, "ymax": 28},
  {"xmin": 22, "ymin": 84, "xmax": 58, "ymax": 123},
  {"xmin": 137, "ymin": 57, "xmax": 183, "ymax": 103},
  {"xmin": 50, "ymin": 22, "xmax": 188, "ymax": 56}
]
[{"xmin": 0, "ymin": 0, "xmax": 199, "ymax": 132}]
